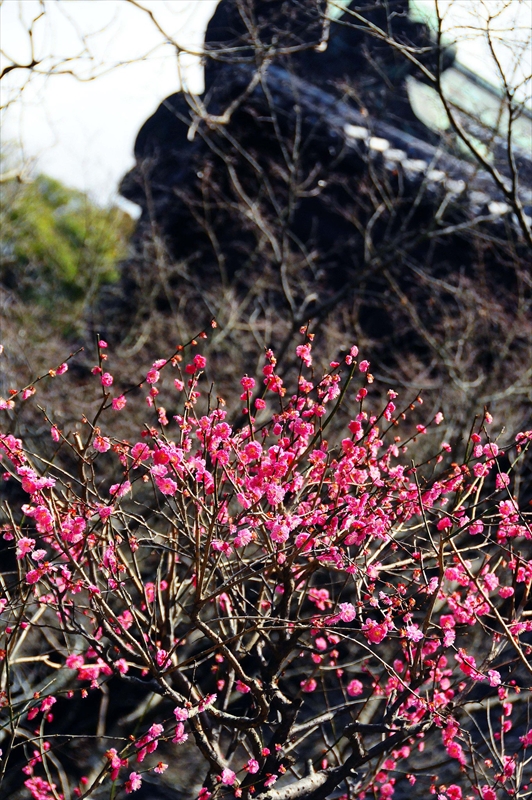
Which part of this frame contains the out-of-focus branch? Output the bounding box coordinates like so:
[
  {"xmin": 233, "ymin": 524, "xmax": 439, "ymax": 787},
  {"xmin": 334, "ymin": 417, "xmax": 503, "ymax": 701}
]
[{"xmin": 433, "ymin": 0, "xmax": 532, "ymax": 247}]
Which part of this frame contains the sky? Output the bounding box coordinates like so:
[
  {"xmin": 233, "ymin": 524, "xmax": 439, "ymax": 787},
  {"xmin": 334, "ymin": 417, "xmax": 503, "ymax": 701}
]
[
  {"xmin": 1, "ymin": 0, "xmax": 217, "ymax": 215},
  {"xmin": 1, "ymin": 0, "xmax": 531, "ymax": 215}
]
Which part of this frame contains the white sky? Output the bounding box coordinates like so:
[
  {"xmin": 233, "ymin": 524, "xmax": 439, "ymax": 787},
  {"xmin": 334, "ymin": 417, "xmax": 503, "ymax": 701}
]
[
  {"xmin": 1, "ymin": 0, "xmax": 217, "ymax": 214},
  {"xmin": 1, "ymin": 0, "xmax": 530, "ymax": 213}
]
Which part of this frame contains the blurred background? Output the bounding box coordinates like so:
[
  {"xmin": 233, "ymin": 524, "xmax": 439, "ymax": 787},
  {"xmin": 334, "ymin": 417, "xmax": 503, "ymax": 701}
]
[{"xmin": 1, "ymin": 0, "xmax": 530, "ymax": 210}]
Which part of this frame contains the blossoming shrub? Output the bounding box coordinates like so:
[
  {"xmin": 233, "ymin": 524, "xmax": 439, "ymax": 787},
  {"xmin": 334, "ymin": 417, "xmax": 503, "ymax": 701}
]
[{"xmin": 1, "ymin": 330, "xmax": 531, "ymax": 800}]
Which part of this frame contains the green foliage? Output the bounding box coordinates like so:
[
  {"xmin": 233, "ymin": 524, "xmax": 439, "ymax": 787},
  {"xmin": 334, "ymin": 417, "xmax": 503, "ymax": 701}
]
[{"xmin": 0, "ymin": 172, "xmax": 133, "ymax": 309}]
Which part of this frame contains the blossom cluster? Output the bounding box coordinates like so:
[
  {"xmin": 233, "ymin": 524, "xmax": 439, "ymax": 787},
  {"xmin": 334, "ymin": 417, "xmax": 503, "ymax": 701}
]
[{"xmin": 1, "ymin": 331, "xmax": 531, "ymax": 800}]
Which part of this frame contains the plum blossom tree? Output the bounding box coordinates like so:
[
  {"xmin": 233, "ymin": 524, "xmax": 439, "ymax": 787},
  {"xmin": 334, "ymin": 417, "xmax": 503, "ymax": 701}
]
[{"xmin": 1, "ymin": 328, "xmax": 531, "ymax": 799}]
